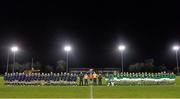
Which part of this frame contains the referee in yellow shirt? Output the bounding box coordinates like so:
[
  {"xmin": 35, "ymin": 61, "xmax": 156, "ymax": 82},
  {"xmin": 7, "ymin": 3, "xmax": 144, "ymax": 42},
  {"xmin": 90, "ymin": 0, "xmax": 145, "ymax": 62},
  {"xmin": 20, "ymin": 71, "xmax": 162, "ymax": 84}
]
[{"xmin": 84, "ymin": 73, "xmax": 89, "ymax": 86}]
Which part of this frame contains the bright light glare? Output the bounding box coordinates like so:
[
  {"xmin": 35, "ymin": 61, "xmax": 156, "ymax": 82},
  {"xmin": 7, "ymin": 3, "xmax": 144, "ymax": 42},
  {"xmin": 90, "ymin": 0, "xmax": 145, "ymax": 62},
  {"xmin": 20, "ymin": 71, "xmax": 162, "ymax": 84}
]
[
  {"xmin": 11, "ymin": 46, "xmax": 18, "ymax": 52},
  {"xmin": 118, "ymin": 45, "xmax": 126, "ymax": 51},
  {"xmin": 64, "ymin": 45, "xmax": 71, "ymax": 52},
  {"xmin": 173, "ymin": 45, "xmax": 179, "ymax": 51}
]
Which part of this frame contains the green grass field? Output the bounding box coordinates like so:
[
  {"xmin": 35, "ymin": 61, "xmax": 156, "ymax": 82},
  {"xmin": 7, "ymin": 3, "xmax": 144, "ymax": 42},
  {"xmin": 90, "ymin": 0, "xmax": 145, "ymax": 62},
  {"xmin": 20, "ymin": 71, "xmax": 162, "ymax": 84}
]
[{"xmin": 0, "ymin": 76, "xmax": 180, "ymax": 98}]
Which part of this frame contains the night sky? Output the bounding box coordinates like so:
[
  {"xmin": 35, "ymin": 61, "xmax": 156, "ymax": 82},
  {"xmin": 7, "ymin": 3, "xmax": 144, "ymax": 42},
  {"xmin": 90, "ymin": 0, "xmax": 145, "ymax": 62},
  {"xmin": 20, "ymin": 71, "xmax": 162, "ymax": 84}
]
[{"xmin": 0, "ymin": 1, "xmax": 180, "ymax": 69}]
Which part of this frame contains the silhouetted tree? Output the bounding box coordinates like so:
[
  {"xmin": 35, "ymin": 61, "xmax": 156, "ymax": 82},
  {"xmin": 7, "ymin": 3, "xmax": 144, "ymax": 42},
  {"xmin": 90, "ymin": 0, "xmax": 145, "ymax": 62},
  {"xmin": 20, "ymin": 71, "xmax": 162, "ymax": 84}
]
[
  {"xmin": 45, "ymin": 65, "xmax": 53, "ymax": 73},
  {"xmin": 129, "ymin": 59, "xmax": 155, "ymax": 72},
  {"xmin": 56, "ymin": 60, "xmax": 66, "ymax": 72},
  {"xmin": 129, "ymin": 63, "xmax": 142, "ymax": 72},
  {"xmin": 33, "ymin": 61, "xmax": 41, "ymax": 69}
]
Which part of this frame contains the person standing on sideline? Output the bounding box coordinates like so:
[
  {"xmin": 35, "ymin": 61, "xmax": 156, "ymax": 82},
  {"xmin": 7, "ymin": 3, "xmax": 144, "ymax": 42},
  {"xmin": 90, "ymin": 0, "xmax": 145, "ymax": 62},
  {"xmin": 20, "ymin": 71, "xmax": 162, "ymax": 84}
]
[
  {"xmin": 79, "ymin": 72, "xmax": 84, "ymax": 86},
  {"xmin": 89, "ymin": 72, "xmax": 93, "ymax": 84},
  {"xmin": 105, "ymin": 73, "xmax": 110, "ymax": 86},
  {"xmin": 93, "ymin": 72, "xmax": 97, "ymax": 85},
  {"xmin": 98, "ymin": 73, "xmax": 102, "ymax": 85},
  {"xmin": 84, "ymin": 73, "xmax": 89, "ymax": 86}
]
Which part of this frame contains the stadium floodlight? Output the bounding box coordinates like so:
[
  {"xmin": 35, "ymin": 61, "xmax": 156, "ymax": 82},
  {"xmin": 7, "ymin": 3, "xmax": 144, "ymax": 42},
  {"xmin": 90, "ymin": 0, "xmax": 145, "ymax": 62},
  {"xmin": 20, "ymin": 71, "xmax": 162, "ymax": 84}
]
[
  {"xmin": 64, "ymin": 45, "xmax": 71, "ymax": 72},
  {"xmin": 11, "ymin": 46, "xmax": 18, "ymax": 52},
  {"xmin": 173, "ymin": 45, "xmax": 179, "ymax": 74},
  {"xmin": 118, "ymin": 45, "xmax": 126, "ymax": 51},
  {"xmin": 118, "ymin": 45, "xmax": 126, "ymax": 73},
  {"xmin": 173, "ymin": 45, "xmax": 179, "ymax": 51},
  {"xmin": 64, "ymin": 45, "xmax": 71, "ymax": 52},
  {"xmin": 11, "ymin": 46, "xmax": 19, "ymax": 73}
]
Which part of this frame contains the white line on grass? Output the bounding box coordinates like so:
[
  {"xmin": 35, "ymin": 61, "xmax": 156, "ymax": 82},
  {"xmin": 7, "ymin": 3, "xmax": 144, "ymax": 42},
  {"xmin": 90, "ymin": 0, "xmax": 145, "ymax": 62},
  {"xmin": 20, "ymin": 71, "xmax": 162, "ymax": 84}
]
[{"xmin": 90, "ymin": 85, "xmax": 93, "ymax": 99}]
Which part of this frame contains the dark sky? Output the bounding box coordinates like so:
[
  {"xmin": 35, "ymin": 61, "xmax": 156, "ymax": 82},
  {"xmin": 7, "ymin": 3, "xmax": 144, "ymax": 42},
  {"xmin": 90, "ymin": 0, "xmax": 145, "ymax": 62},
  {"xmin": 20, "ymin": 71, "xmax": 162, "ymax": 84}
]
[{"xmin": 0, "ymin": 1, "xmax": 180, "ymax": 69}]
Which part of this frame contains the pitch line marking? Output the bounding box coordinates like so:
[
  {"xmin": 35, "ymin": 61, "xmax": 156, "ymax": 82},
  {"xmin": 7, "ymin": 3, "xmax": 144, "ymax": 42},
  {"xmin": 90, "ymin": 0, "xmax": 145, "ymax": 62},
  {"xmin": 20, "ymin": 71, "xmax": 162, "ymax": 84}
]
[{"xmin": 90, "ymin": 85, "xmax": 93, "ymax": 99}]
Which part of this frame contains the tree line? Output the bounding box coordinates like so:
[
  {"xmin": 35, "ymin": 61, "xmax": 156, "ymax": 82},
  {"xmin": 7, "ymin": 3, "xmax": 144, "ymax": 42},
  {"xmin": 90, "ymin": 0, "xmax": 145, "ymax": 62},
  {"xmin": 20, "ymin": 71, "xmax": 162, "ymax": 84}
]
[
  {"xmin": 4, "ymin": 60, "xmax": 66, "ymax": 73},
  {"xmin": 128, "ymin": 59, "xmax": 175, "ymax": 73}
]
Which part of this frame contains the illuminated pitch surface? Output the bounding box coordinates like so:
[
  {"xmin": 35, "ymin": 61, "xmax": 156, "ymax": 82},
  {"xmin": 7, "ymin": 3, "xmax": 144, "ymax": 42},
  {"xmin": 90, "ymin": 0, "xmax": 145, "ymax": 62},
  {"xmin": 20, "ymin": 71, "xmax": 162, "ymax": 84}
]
[{"xmin": 0, "ymin": 77, "xmax": 180, "ymax": 98}]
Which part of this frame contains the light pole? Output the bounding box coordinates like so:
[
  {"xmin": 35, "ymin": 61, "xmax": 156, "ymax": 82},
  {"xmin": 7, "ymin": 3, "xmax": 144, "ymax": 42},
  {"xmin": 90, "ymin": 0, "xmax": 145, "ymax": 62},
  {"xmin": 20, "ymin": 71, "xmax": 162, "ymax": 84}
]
[
  {"xmin": 64, "ymin": 45, "xmax": 71, "ymax": 73},
  {"xmin": 118, "ymin": 45, "xmax": 126, "ymax": 73},
  {"xmin": 6, "ymin": 51, "xmax": 9, "ymax": 73},
  {"xmin": 173, "ymin": 45, "xmax": 179, "ymax": 74},
  {"xmin": 11, "ymin": 46, "xmax": 18, "ymax": 73}
]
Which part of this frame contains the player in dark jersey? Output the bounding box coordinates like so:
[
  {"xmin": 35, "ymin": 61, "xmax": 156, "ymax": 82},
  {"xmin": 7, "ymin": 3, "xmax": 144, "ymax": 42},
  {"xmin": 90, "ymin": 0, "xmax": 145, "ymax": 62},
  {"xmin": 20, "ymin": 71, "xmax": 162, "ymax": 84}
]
[
  {"xmin": 4, "ymin": 72, "xmax": 8, "ymax": 85},
  {"xmin": 79, "ymin": 72, "xmax": 84, "ymax": 86},
  {"xmin": 98, "ymin": 73, "xmax": 102, "ymax": 85},
  {"xmin": 73, "ymin": 73, "xmax": 78, "ymax": 85}
]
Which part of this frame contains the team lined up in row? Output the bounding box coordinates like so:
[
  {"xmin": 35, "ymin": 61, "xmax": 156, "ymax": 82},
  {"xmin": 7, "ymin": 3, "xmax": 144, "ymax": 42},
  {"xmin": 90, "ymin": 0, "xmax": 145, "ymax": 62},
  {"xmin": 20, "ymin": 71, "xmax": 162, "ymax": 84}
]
[
  {"xmin": 105, "ymin": 72, "xmax": 176, "ymax": 86},
  {"xmin": 3, "ymin": 72, "xmax": 78, "ymax": 85},
  {"xmin": 106, "ymin": 72, "xmax": 176, "ymax": 79}
]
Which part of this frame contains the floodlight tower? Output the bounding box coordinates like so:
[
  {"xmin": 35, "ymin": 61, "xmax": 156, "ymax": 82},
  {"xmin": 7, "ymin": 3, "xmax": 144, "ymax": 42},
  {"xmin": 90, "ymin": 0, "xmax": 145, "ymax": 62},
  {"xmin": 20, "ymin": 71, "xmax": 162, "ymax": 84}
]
[
  {"xmin": 11, "ymin": 46, "xmax": 18, "ymax": 73},
  {"xmin": 118, "ymin": 45, "xmax": 126, "ymax": 73},
  {"xmin": 173, "ymin": 45, "xmax": 179, "ymax": 74},
  {"xmin": 64, "ymin": 45, "xmax": 71, "ymax": 72}
]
